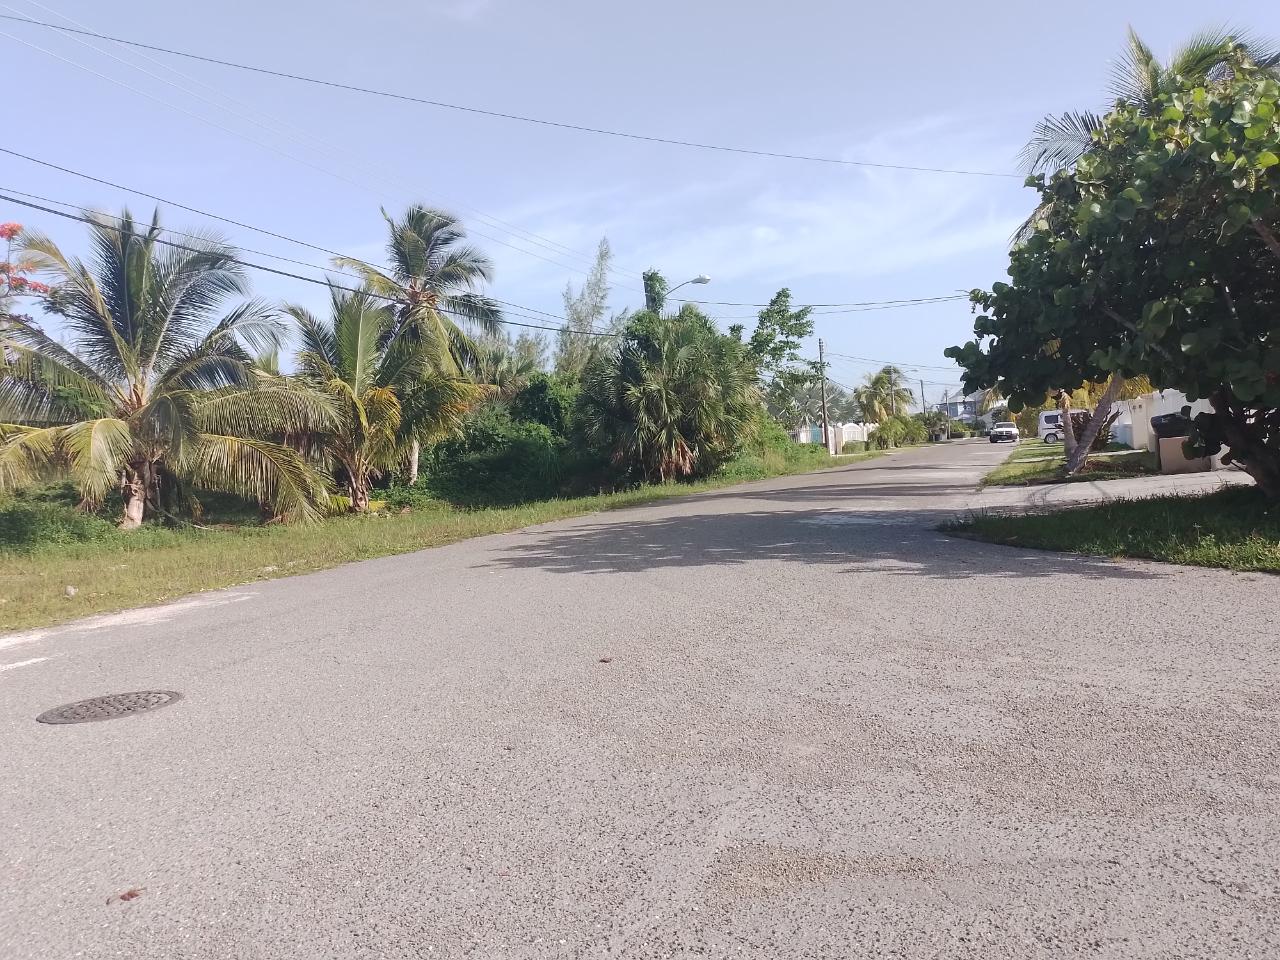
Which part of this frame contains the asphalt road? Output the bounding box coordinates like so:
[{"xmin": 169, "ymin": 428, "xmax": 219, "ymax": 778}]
[{"xmin": 3, "ymin": 440, "xmax": 1278, "ymax": 959}]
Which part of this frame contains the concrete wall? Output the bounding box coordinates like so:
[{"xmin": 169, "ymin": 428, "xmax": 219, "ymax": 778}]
[{"xmin": 1111, "ymin": 390, "xmax": 1213, "ymax": 452}]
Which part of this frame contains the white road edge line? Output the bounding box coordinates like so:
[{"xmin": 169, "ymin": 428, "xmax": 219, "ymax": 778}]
[
  {"xmin": 0, "ymin": 657, "xmax": 50, "ymax": 672},
  {"xmin": 0, "ymin": 591, "xmax": 256, "ymax": 653}
]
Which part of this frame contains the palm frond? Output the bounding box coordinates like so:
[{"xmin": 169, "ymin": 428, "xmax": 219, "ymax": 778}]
[
  {"xmin": 0, "ymin": 423, "xmax": 62, "ymax": 491},
  {"xmin": 193, "ymin": 380, "xmax": 338, "ymax": 437},
  {"xmin": 440, "ymin": 291, "xmax": 503, "ymax": 336},
  {"xmin": 59, "ymin": 417, "xmax": 134, "ymax": 502},
  {"xmin": 1018, "ymin": 110, "xmax": 1104, "ymax": 174},
  {"xmin": 185, "ymin": 434, "xmax": 330, "ymax": 523},
  {"xmin": 0, "ymin": 338, "xmax": 112, "ymax": 424},
  {"xmin": 1109, "ymin": 26, "xmax": 1163, "ymax": 106}
]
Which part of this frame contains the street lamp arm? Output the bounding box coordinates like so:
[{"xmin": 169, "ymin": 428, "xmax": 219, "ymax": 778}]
[{"xmin": 665, "ymin": 274, "xmax": 712, "ymax": 297}]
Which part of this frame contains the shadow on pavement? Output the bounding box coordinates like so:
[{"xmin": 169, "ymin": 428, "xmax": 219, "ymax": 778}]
[{"xmin": 482, "ymin": 507, "xmax": 1163, "ymax": 582}]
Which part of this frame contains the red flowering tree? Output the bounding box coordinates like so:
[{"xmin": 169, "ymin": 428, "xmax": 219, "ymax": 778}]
[{"xmin": 0, "ymin": 222, "xmax": 49, "ymax": 307}]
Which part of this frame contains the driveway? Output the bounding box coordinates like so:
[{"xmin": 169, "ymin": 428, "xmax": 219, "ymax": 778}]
[{"xmin": 3, "ymin": 440, "xmax": 1278, "ymax": 959}]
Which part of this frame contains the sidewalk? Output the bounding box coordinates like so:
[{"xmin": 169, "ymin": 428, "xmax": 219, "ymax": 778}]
[{"xmin": 969, "ymin": 468, "xmax": 1253, "ymax": 514}]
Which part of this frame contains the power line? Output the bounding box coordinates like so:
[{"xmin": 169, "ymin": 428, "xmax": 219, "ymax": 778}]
[
  {"xmin": 675, "ymin": 294, "xmax": 966, "ymax": 309},
  {"xmin": 6, "ymin": 0, "xmax": 643, "ymax": 286},
  {"xmin": 824, "ymin": 350, "xmax": 961, "ymax": 372},
  {"xmin": 3, "ymin": 181, "xmax": 615, "ymax": 333},
  {"xmin": 0, "ymin": 13, "xmax": 1020, "ymax": 179},
  {"xmin": 0, "ymin": 192, "xmax": 616, "ymax": 337},
  {"xmin": 0, "ymin": 185, "xmax": 372, "ymax": 281},
  {"xmin": 0, "ymin": 151, "xmax": 971, "ymax": 338},
  {"xmin": 0, "ymin": 24, "xmax": 633, "ymax": 286},
  {"xmin": 713, "ymin": 297, "xmax": 968, "ymax": 320},
  {"xmin": 0, "ymin": 154, "xmax": 624, "ymax": 330}
]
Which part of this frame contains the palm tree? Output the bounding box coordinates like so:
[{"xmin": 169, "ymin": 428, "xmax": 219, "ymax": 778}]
[
  {"xmin": 470, "ymin": 330, "xmax": 546, "ymax": 399},
  {"xmin": 334, "ymin": 206, "xmax": 503, "ymax": 481},
  {"xmin": 826, "ymin": 386, "xmax": 863, "ymax": 424},
  {"xmin": 852, "ymin": 366, "xmax": 914, "ymax": 425},
  {"xmin": 767, "ymin": 378, "xmax": 823, "ymax": 430},
  {"xmin": 1021, "ymin": 27, "xmax": 1280, "ymax": 175},
  {"xmin": 285, "ymin": 284, "xmax": 485, "ymax": 511},
  {"xmin": 0, "ymin": 209, "xmax": 333, "ymax": 527},
  {"xmin": 580, "ymin": 308, "xmax": 758, "ymax": 482}
]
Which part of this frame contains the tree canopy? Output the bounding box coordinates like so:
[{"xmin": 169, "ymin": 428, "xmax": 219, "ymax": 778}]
[{"xmin": 948, "ymin": 47, "xmax": 1280, "ymax": 494}]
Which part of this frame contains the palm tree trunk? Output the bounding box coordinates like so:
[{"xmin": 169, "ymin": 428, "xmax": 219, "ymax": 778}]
[
  {"xmin": 1057, "ymin": 391, "xmax": 1077, "ymax": 457},
  {"xmin": 346, "ymin": 468, "xmax": 371, "ymax": 513},
  {"xmin": 1066, "ymin": 376, "xmax": 1123, "ymax": 474},
  {"xmin": 407, "ymin": 439, "xmax": 420, "ymax": 485},
  {"xmin": 120, "ymin": 464, "xmax": 147, "ymax": 530}
]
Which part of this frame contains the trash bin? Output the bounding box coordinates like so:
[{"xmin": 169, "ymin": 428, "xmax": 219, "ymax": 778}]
[{"xmin": 1150, "ymin": 412, "xmax": 1192, "ymax": 439}]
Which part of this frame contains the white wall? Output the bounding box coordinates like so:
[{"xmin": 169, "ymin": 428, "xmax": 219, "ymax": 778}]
[{"xmin": 1111, "ymin": 390, "xmax": 1213, "ymax": 451}]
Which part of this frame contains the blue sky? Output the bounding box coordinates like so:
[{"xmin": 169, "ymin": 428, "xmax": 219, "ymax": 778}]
[{"xmin": 3, "ymin": 0, "xmax": 1276, "ymax": 404}]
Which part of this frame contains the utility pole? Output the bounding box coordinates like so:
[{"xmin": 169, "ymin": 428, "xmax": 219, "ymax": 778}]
[
  {"xmin": 919, "ymin": 378, "xmax": 926, "ymax": 415},
  {"xmin": 818, "ymin": 338, "xmax": 830, "ymax": 452},
  {"xmin": 890, "ymin": 368, "xmax": 897, "ymax": 418}
]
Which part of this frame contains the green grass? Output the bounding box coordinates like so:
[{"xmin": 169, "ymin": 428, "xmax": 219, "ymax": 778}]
[
  {"xmin": 983, "ymin": 440, "xmax": 1157, "ymax": 486},
  {"xmin": 1006, "ymin": 440, "xmax": 1066, "ymax": 461},
  {"xmin": 0, "ymin": 445, "xmax": 889, "ymax": 632},
  {"xmin": 943, "ymin": 487, "xmax": 1280, "ymax": 572}
]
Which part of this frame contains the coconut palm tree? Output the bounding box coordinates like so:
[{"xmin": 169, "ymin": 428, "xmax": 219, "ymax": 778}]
[
  {"xmin": 580, "ymin": 307, "xmax": 758, "ymax": 482},
  {"xmin": 1021, "ymin": 27, "xmax": 1280, "ymax": 175},
  {"xmin": 0, "ymin": 209, "xmax": 333, "ymax": 527},
  {"xmin": 852, "ymin": 366, "xmax": 914, "ymax": 425},
  {"xmin": 333, "ymin": 206, "xmax": 503, "ymax": 481},
  {"xmin": 285, "ymin": 284, "xmax": 486, "ymax": 511}
]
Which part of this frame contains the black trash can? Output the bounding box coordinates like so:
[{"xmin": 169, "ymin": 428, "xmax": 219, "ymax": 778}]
[{"xmin": 1150, "ymin": 412, "xmax": 1192, "ymax": 439}]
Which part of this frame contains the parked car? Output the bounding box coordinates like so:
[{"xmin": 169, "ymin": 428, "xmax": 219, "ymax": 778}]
[
  {"xmin": 989, "ymin": 421, "xmax": 1019, "ymax": 443},
  {"xmin": 1037, "ymin": 409, "xmax": 1087, "ymax": 443}
]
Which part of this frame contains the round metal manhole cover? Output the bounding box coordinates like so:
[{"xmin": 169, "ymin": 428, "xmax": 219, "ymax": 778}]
[{"xmin": 36, "ymin": 691, "xmax": 182, "ymax": 725}]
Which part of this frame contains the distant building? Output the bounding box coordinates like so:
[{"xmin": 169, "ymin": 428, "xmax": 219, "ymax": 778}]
[{"xmin": 934, "ymin": 392, "xmax": 980, "ymax": 422}]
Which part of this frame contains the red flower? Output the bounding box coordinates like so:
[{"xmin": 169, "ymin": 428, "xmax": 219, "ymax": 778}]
[{"xmin": 0, "ymin": 222, "xmax": 22, "ymax": 241}]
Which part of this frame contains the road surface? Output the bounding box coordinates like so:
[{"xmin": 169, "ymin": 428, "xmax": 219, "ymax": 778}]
[{"xmin": 3, "ymin": 440, "xmax": 1278, "ymax": 959}]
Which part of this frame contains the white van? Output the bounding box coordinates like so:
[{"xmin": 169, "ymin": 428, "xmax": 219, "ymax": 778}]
[{"xmin": 1037, "ymin": 409, "xmax": 1086, "ymax": 443}]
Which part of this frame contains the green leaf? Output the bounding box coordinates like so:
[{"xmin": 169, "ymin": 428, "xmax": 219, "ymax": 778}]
[
  {"xmin": 1258, "ymin": 151, "xmax": 1279, "ymax": 169},
  {"xmin": 1162, "ymin": 106, "xmax": 1185, "ymax": 122},
  {"xmin": 1231, "ymin": 100, "xmax": 1255, "ymax": 124},
  {"xmin": 1228, "ymin": 203, "xmax": 1253, "ymax": 227},
  {"xmin": 1245, "ymin": 123, "xmax": 1269, "ymax": 141}
]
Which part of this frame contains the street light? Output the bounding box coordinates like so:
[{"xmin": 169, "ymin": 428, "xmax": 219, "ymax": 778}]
[{"xmin": 665, "ymin": 274, "xmax": 711, "ymax": 297}]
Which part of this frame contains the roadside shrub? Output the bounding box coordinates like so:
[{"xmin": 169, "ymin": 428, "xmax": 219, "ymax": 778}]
[
  {"xmin": 841, "ymin": 440, "xmax": 867, "ymax": 454},
  {"xmin": 381, "ymin": 484, "xmax": 447, "ymax": 511},
  {"xmin": 509, "ymin": 374, "xmax": 578, "ymax": 437},
  {"xmin": 0, "ymin": 501, "xmax": 117, "ymax": 553},
  {"xmin": 900, "ymin": 417, "xmax": 928, "ymax": 445},
  {"xmin": 869, "ymin": 415, "xmax": 926, "ymax": 448},
  {"xmin": 424, "ymin": 407, "xmax": 565, "ymax": 506}
]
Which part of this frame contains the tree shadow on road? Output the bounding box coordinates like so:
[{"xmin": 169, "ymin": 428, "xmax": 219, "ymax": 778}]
[{"xmin": 480, "ymin": 507, "xmax": 1164, "ymax": 582}]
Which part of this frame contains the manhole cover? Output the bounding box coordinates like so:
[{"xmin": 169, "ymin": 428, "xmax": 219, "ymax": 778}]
[{"xmin": 36, "ymin": 691, "xmax": 182, "ymax": 725}]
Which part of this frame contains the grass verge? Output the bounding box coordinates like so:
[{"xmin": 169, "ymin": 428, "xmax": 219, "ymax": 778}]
[
  {"xmin": 0, "ymin": 446, "xmax": 890, "ymax": 632},
  {"xmin": 983, "ymin": 440, "xmax": 1156, "ymax": 486},
  {"xmin": 943, "ymin": 486, "xmax": 1279, "ymax": 572}
]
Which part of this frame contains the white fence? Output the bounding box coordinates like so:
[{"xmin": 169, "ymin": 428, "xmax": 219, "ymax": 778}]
[{"xmin": 791, "ymin": 422, "xmax": 876, "ymax": 454}]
